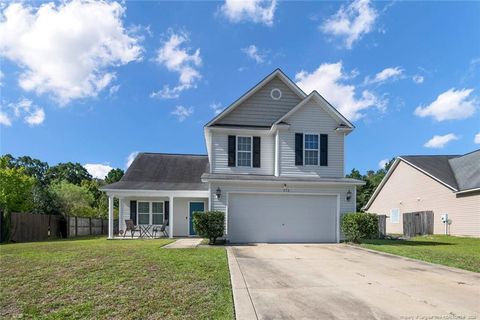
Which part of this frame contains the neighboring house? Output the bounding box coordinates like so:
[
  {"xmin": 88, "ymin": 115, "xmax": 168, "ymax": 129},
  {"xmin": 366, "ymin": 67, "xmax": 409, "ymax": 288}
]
[
  {"xmin": 101, "ymin": 69, "xmax": 364, "ymax": 243},
  {"xmin": 364, "ymin": 150, "xmax": 480, "ymax": 237}
]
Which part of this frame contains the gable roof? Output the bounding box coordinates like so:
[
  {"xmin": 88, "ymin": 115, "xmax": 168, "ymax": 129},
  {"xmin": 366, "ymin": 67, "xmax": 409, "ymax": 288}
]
[
  {"xmin": 100, "ymin": 153, "xmax": 209, "ymax": 191},
  {"xmin": 205, "ymin": 68, "xmax": 306, "ymax": 127},
  {"xmin": 274, "ymin": 91, "xmax": 354, "ymax": 129},
  {"xmin": 364, "ymin": 150, "xmax": 480, "ymax": 210}
]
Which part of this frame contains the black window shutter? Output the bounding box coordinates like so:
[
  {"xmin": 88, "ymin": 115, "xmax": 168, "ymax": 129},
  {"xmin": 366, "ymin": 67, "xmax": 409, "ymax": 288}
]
[
  {"xmin": 320, "ymin": 134, "xmax": 328, "ymax": 166},
  {"xmin": 228, "ymin": 135, "xmax": 236, "ymax": 167},
  {"xmin": 295, "ymin": 133, "xmax": 303, "ymax": 166},
  {"xmin": 164, "ymin": 201, "xmax": 169, "ymax": 226},
  {"xmin": 130, "ymin": 200, "xmax": 137, "ymax": 225},
  {"xmin": 253, "ymin": 136, "xmax": 261, "ymax": 168}
]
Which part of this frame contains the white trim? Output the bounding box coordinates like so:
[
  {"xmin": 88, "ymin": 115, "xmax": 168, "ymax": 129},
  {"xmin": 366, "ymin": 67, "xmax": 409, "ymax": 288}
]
[
  {"xmin": 455, "ymin": 187, "xmax": 480, "ymax": 195},
  {"xmin": 270, "ymin": 88, "xmax": 282, "ymax": 100},
  {"xmin": 363, "ymin": 157, "xmax": 458, "ymax": 210},
  {"xmin": 274, "ymin": 91, "xmax": 354, "ymax": 129},
  {"xmin": 188, "ymin": 200, "xmax": 206, "ymax": 236},
  {"xmin": 103, "ymin": 190, "xmax": 210, "ymax": 198},
  {"xmin": 236, "ymin": 135, "xmax": 253, "ymax": 167},
  {"xmin": 108, "ymin": 196, "xmax": 114, "ymax": 239},
  {"xmin": 205, "ymin": 69, "xmax": 306, "ymax": 127},
  {"xmin": 203, "ymin": 178, "xmax": 364, "ymax": 186},
  {"xmin": 226, "ymin": 191, "xmax": 341, "ymax": 243},
  {"xmin": 274, "ymin": 131, "xmax": 280, "ymax": 176}
]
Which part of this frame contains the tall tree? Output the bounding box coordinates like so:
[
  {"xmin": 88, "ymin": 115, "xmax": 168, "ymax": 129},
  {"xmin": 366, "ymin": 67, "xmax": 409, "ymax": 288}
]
[
  {"xmin": 47, "ymin": 162, "xmax": 92, "ymax": 185},
  {"xmin": 0, "ymin": 158, "xmax": 35, "ymax": 213},
  {"xmin": 105, "ymin": 168, "xmax": 124, "ymax": 184},
  {"xmin": 14, "ymin": 156, "xmax": 49, "ymax": 183}
]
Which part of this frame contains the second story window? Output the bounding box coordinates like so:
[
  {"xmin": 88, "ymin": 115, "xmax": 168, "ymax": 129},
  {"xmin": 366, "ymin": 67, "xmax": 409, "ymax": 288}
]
[
  {"xmin": 304, "ymin": 134, "xmax": 319, "ymax": 165},
  {"xmin": 237, "ymin": 136, "xmax": 252, "ymax": 167}
]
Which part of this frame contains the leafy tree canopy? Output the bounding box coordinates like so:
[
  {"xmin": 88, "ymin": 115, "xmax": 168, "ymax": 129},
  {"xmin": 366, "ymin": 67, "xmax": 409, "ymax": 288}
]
[
  {"xmin": 47, "ymin": 162, "xmax": 92, "ymax": 185},
  {"xmin": 105, "ymin": 168, "xmax": 124, "ymax": 184}
]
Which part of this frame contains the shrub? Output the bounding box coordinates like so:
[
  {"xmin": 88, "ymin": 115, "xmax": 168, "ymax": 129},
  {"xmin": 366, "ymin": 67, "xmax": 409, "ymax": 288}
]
[
  {"xmin": 341, "ymin": 212, "xmax": 379, "ymax": 243},
  {"xmin": 192, "ymin": 211, "xmax": 225, "ymax": 244}
]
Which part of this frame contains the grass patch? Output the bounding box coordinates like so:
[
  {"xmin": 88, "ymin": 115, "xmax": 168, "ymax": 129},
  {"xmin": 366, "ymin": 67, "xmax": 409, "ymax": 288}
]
[
  {"xmin": 0, "ymin": 237, "xmax": 234, "ymax": 319},
  {"xmin": 360, "ymin": 235, "xmax": 480, "ymax": 272}
]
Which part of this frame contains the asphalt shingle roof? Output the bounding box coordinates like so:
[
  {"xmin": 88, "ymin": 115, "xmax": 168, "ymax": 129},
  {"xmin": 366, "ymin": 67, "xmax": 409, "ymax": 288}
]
[{"xmin": 101, "ymin": 153, "xmax": 209, "ymax": 191}]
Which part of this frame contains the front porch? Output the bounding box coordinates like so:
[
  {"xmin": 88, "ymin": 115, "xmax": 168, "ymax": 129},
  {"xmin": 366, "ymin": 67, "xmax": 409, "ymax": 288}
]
[{"xmin": 105, "ymin": 190, "xmax": 210, "ymax": 239}]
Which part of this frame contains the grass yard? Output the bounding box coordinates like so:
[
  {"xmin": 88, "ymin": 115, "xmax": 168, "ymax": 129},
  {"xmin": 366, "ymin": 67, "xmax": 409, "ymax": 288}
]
[
  {"xmin": 0, "ymin": 237, "xmax": 234, "ymax": 319},
  {"xmin": 360, "ymin": 235, "xmax": 480, "ymax": 273}
]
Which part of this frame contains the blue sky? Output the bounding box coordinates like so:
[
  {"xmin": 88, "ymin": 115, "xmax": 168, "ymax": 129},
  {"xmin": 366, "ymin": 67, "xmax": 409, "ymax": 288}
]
[{"xmin": 1, "ymin": 0, "xmax": 479, "ymax": 178}]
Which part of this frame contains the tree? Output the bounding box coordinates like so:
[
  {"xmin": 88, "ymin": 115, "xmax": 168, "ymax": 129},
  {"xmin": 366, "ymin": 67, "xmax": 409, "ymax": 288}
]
[
  {"xmin": 0, "ymin": 159, "xmax": 35, "ymax": 213},
  {"xmin": 14, "ymin": 156, "xmax": 49, "ymax": 183},
  {"xmin": 47, "ymin": 162, "xmax": 92, "ymax": 185},
  {"xmin": 50, "ymin": 181, "xmax": 96, "ymax": 217},
  {"xmin": 105, "ymin": 168, "xmax": 124, "ymax": 184}
]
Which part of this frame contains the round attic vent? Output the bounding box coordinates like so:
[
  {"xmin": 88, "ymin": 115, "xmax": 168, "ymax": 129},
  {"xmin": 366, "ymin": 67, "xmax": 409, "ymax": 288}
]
[{"xmin": 270, "ymin": 88, "xmax": 282, "ymax": 100}]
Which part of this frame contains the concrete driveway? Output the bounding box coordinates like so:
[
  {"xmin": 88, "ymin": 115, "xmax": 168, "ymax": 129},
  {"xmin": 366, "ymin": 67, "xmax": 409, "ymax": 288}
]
[{"xmin": 227, "ymin": 244, "xmax": 480, "ymax": 320}]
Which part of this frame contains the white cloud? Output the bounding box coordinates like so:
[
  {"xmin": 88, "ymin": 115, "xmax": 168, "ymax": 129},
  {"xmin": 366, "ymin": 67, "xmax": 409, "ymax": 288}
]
[
  {"xmin": 242, "ymin": 45, "xmax": 266, "ymax": 63},
  {"xmin": 126, "ymin": 151, "xmax": 139, "ymax": 169},
  {"xmin": 2, "ymin": 98, "xmax": 45, "ymax": 126},
  {"xmin": 220, "ymin": 0, "xmax": 277, "ymax": 26},
  {"xmin": 414, "ymin": 88, "xmax": 477, "ymax": 121},
  {"xmin": 321, "ymin": 0, "xmax": 378, "ymax": 49},
  {"xmin": 474, "ymin": 132, "xmax": 480, "ymax": 144},
  {"xmin": 24, "ymin": 108, "xmax": 45, "ymax": 126},
  {"xmin": 83, "ymin": 163, "xmax": 113, "ymax": 179},
  {"xmin": 0, "ymin": 1, "xmax": 142, "ymax": 105},
  {"xmin": 151, "ymin": 31, "xmax": 201, "ymax": 99},
  {"xmin": 171, "ymin": 105, "xmax": 193, "ymax": 122},
  {"xmin": 295, "ymin": 62, "xmax": 386, "ymax": 121},
  {"xmin": 0, "ymin": 111, "xmax": 12, "ymax": 126},
  {"xmin": 424, "ymin": 133, "xmax": 459, "ymax": 149},
  {"xmin": 210, "ymin": 102, "xmax": 223, "ymax": 115},
  {"xmin": 365, "ymin": 67, "xmax": 403, "ymax": 85},
  {"xmin": 412, "ymin": 74, "xmax": 424, "ymax": 84},
  {"xmin": 378, "ymin": 158, "xmax": 389, "ymax": 169}
]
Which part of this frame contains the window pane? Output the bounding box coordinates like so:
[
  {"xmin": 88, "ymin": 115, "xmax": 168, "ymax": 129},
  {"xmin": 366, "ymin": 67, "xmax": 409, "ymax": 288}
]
[
  {"xmin": 237, "ymin": 137, "xmax": 251, "ymax": 151},
  {"xmin": 305, "ymin": 150, "xmax": 318, "ymax": 165},
  {"xmin": 304, "ymin": 134, "xmax": 319, "ymax": 150},
  {"xmin": 138, "ymin": 213, "xmax": 149, "ymax": 225},
  {"xmin": 138, "ymin": 202, "xmax": 149, "ymax": 214},
  {"xmin": 237, "ymin": 151, "xmax": 251, "ymax": 167},
  {"xmin": 152, "ymin": 214, "xmax": 163, "ymax": 225},
  {"xmin": 152, "ymin": 202, "xmax": 163, "ymax": 214}
]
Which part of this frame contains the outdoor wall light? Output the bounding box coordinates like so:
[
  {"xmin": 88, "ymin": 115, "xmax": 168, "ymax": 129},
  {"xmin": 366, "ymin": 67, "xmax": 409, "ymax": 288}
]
[
  {"xmin": 346, "ymin": 189, "xmax": 352, "ymax": 201},
  {"xmin": 215, "ymin": 187, "xmax": 222, "ymax": 200}
]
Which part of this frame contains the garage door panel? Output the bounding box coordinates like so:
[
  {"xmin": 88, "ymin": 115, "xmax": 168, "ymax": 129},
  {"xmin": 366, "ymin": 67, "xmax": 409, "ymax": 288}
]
[{"xmin": 228, "ymin": 193, "xmax": 337, "ymax": 243}]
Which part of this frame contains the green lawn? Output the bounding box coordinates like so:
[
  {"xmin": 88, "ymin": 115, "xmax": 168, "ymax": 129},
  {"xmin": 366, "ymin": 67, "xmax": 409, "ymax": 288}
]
[
  {"xmin": 0, "ymin": 237, "xmax": 234, "ymax": 319},
  {"xmin": 360, "ymin": 235, "xmax": 480, "ymax": 273}
]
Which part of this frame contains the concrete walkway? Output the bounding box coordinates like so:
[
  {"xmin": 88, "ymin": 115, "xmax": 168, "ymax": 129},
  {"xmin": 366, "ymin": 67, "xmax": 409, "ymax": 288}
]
[
  {"xmin": 228, "ymin": 244, "xmax": 480, "ymax": 320},
  {"xmin": 163, "ymin": 238, "xmax": 202, "ymax": 248}
]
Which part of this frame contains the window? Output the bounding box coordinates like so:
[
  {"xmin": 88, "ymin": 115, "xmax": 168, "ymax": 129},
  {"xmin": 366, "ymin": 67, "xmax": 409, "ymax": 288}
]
[
  {"xmin": 152, "ymin": 202, "xmax": 164, "ymax": 225},
  {"xmin": 237, "ymin": 136, "xmax": 252, "ymax": 167},
  {"xmin": 137, "ymin": 201, "xmax": 164, "ymax": 225},
  {"xmin": 304, "ymin": 134, "xmax": 319, "ymax": 165},
  {"xmin": 138, "ymin": 202, "xmax": 150, "ymax": 225},
  {"xmin": 390, "ymin": 208, "xmax": 400, "ymax": 223}
]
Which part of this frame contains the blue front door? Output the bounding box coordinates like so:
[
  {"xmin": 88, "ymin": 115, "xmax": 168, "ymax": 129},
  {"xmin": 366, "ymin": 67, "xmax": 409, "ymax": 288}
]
[{"xmin": 189, "ymin": 202, "xmax": 205, "ymax": 236}]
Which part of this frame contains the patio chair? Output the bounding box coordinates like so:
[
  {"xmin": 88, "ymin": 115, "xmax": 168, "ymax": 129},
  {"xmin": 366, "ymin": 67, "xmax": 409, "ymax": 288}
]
[
  {"xmin": 124, "ymin": 219, "xmax": 141, "ymax": 238},
  {"xmin": 153, "ymin": 219, "xmax": 169, "ymax": 238}
]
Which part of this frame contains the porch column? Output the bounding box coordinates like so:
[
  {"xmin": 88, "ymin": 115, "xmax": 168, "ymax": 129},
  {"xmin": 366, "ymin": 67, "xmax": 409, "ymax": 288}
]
[
  {"xmin": 118, "ymin": 197, "xmax": 123, "ymax": 234},
  {"xmin": 169, "ymin": 195, "xmax": 173, "ymax": 238},
  {"xmin": 108, "ymin": 195, "xmax": 114, "ymax": 239}
]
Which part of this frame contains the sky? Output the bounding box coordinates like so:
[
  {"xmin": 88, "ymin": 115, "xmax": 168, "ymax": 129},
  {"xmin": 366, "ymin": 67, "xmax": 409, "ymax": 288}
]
[{"xmin": 1, "ymin": 0, "xmax": 479, "ymax": 179}]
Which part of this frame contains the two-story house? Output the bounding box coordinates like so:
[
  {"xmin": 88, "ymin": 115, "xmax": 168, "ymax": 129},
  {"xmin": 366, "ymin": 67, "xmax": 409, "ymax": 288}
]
[{"xmin": 101, "ymin": 69, "xmax": 365, "ymax": 243}]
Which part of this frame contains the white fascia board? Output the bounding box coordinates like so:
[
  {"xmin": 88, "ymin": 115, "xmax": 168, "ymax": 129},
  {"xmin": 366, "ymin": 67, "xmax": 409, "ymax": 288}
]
[
  {"xmin": 202, "ymin": 178, "xmax": 365, "ymax": 186},
  {"xmin": 103, "ymin": 189, "xmax": 210, "ymax": 198},
  {"xmin": 207, "ymin": 126, "xmax": 272, "ymax": 135},
  {"xmin": 205, "ymin": 69, "xmax": 306, "ymax": 127},
  {"xmin": 455, "ymin": 187, "xmax": 480, "ymax": 195}
]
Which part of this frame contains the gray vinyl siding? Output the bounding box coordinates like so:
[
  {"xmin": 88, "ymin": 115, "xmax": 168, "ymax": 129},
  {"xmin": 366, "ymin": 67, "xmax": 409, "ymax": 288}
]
[
  {"xmin": 217, "ymin": 76, "xmax": 302, "ymax": 126},
  {"xmin": 209, "ymin": 182, "xmax": 356, "ymax": 238},
  {"xmin": 211, "ymin": 131, "xmax": 275, "ymax": 175},
  {"xmin": 279, "ymin": 100, "xmax": 345, "ymax": 178}
]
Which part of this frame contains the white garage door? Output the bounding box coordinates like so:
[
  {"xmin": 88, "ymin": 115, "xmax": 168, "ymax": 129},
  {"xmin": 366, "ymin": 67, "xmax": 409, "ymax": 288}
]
[{"xmin": 228, "ymin": 193, "xmax": 338, "ymax": 243}]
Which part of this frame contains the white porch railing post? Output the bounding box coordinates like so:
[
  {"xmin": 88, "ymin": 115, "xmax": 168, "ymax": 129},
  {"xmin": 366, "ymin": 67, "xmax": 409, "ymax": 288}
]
[
  {"xmin": 108, "ymin": 195, "xmax": 114, "ymax": 239},
  {"xmin": 169, "ymin": 195, "xmax": 173, "ymax": 238},
  {"xmin": 118, "ymin": 197, "xmax": 123, "ymax": 234}
]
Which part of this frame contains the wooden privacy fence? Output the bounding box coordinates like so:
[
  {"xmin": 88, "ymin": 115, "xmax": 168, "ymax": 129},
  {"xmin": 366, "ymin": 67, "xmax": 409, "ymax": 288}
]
[
  {"xmin": 67, "ymin": 216, "xmax": 118, "ymax": 237},
  {"xmin": 5, "ymin": 213, "xmax": 118, "ymax": 243},
  {"xmin": 403, "ymin": 211, "xmax": 434, "ymax": 237},
  {"xmin": 377, "ymin": 214, "xmax": 386, "ymax": 238}
]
